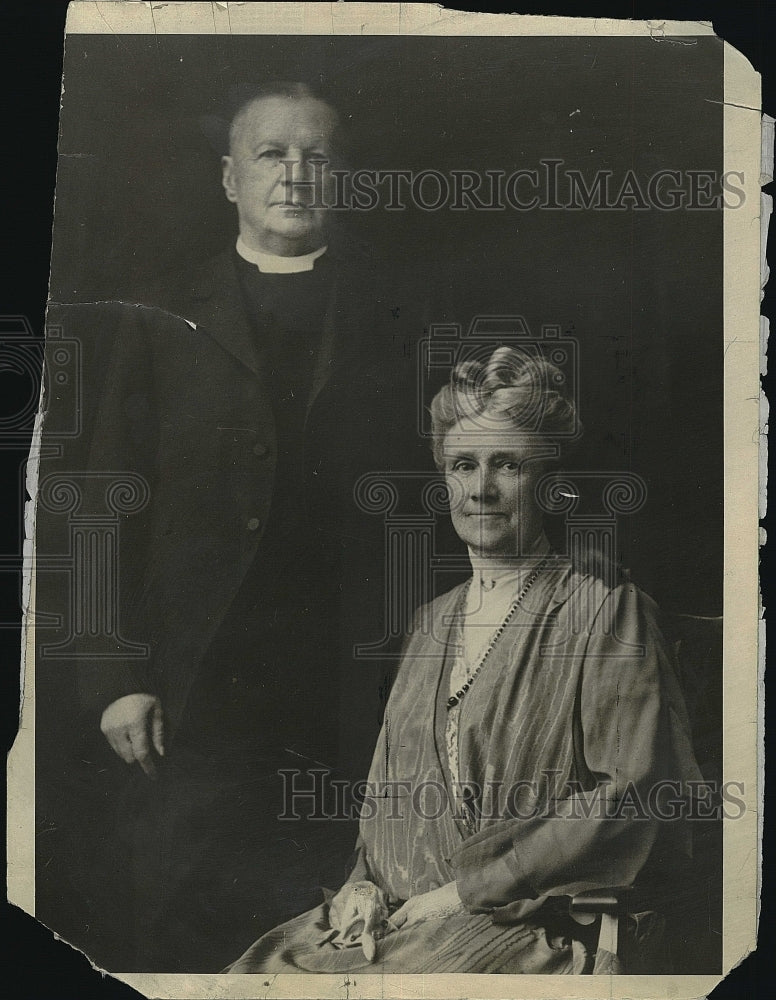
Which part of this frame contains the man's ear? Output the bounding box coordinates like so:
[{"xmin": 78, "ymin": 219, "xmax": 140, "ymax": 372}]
[{"xmin": 221, "ymin": 155, "xmax": 238, "ymax": 203}]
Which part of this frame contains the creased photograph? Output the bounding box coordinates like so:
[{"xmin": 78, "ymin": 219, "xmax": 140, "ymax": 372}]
[{"xmin": 7, "ymin": 4, "xmax": 766, "ymax": 999}]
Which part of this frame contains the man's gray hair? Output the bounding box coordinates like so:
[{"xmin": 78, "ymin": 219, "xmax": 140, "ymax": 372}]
[{"xmin": 227, "ymin": 81, "xmax": 341, "ymax": 154}]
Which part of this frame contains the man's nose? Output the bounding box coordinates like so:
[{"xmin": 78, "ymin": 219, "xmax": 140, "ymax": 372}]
[{"xmin": 281, "ymin": 148, "xmax": 318, "ymax": 185}]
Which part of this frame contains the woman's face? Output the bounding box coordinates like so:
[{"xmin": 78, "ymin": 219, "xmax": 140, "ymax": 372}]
[{"xmin": 442, "ymin": 415, "xmax": 552, "ymax": 557}]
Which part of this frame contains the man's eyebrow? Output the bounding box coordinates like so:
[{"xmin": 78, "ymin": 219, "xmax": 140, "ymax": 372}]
[{"xmin": 248, "ymin": 140, "xmax": 329, "ymax": 154}]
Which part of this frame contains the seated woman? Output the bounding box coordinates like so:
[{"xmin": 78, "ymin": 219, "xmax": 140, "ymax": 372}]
[{"xmin": 226, "ymin": 346, "xmax": 703, "ymax": 975}]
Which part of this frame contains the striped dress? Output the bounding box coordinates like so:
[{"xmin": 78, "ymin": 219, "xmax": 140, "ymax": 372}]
[{"xmin": 227, "ymin": 557, "xmax": 702, "ymax": 975}]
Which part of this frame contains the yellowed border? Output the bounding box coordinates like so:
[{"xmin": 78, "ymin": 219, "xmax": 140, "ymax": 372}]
[
  {"xmin": 8, "ymin": 5, "xmax": 762, "ymax": 998},
  {"xmin": 64, "ymin": 2, "xmax": 715, "ymax": 38},
  {"xmin": 721, "ymin": 36, "xmax": 761, "ymax": 978}
]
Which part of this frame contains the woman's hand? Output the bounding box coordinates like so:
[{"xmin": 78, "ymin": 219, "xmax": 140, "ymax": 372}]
[
  {"xmin": 328, "ymin": 881, "xmax": 390, "ymax": 961},
  {"xmin": 389, "ymin": 881, "xmax": 465, "ymax": 930}
]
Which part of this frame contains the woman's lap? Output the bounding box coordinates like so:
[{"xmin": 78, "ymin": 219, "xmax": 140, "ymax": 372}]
[{"xmin": 225, "ymin": 903, "xmax": 588, "ymax": 975}]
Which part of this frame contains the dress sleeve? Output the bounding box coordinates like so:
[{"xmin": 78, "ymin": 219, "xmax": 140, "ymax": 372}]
[{"xmin": 448, "ymin": 581, "xmax": 703, "ymax": 913}]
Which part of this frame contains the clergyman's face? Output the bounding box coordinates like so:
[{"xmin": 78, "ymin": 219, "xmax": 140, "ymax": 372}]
[
  {"xmin": 442, "ymin": 415, "xmax": 550, "ymax": 558},
  {"xmin": 221, "ymin": 95, "xmax": 338, "ymax": 256}
]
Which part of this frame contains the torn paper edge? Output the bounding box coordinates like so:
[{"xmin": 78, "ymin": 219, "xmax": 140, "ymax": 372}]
[
  {"xmin": 6, "ymin": 6, "xmax": 766, "ymax": 1000},
  {"xmin": 757, "ymin": 111, "xmax": 773, "ymax": 966},
  {"xmin": 63, "ymin": 1, "xmax": 717, "ymax": 38}
]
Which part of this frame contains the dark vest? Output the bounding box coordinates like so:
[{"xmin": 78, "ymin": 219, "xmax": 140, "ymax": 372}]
[{"xmin": 180, "ymin": 252, "xmax": 340, "ymax": 751}]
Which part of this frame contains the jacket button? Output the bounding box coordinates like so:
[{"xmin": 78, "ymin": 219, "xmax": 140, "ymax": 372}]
[
  {"xmin": 253, "ymin": 442, "xmax": 270, "ymax": 458},
  {"xmin": 247, "ymin": 517, "xmax": 261, "ymax": 531}
]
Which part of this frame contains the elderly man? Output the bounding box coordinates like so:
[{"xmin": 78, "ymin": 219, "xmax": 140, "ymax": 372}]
[
  {"xmin": 97, "ymin": 84, "xmax": 350, "ymax": 778},
  {"xmin": 37, "ymin": 82, "xmax": 425, "ymax": 972}
]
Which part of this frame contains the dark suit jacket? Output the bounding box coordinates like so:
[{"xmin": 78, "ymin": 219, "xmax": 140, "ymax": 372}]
[{"xmin": 39, "ymin": 246, "xmax": 428, "ymax": 741}]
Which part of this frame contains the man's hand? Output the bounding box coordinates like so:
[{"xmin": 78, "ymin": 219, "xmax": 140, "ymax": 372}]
[
  {"xmin": 100, "ymin": 693, "xmax": 165, "ymax": 779},
  {"xmin": 388, "ymin": 881, "xmax": 465, "ymax": 930}
]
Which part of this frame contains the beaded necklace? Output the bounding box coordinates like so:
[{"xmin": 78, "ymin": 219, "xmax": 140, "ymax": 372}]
[{"xmin": 446, "ymin": 555, "xmax": 549, "ymax": 710}]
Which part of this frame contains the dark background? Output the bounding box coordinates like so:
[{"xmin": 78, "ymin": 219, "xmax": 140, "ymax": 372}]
[
  {"xmin": 2, "ymin": 2, "xmax": 773, "ymax": 998},
  {"xmin": 50, "ymin": 30, "xmax": 723, "ymax": 615}
]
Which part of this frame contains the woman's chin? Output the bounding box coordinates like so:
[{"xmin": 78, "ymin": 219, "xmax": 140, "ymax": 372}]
[
  {"xmin": 466, "ymin": 539, "xmax": 514, "ymax": 558},
  {"xmin": 458, "ymin": 528, "xmax": 516, "ymax": 556}
]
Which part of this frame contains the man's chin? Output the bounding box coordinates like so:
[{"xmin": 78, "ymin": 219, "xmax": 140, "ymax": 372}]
[
  {"xmin": 246, "ymin": 222, "xmax": 326, "ymax": 257},
  {"xmin": 268, "ymin": 209, "xmax": 325, "ymax": 232}
]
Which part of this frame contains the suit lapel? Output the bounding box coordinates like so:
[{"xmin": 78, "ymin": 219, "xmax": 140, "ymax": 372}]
[
  {"xmin": 153, "ymin": 247, "xmax": 373, "ymax": 414},
  {"xmin": 169, "ymin": 249, "xmax": 265, "ymax": 381},
  {"xmin": 306, "ymin": 252, "xmax": 378, "ymax": 420}
]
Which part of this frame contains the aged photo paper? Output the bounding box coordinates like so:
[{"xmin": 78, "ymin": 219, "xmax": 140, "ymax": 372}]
[{"xmin": 7, "ymin": 3, "xmax": 767, "ymax": 999}]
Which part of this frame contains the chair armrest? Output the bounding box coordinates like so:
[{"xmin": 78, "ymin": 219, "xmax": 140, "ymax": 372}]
[
  {"xmin": 568, "ymin": 886, "xmax": 632, "ymax": 920},
  {"xmin": 569, "ymin": 887, "xmax": 633, "ymax": 969}
]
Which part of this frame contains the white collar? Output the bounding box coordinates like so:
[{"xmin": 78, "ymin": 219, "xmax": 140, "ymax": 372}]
[
  {"xmin": 468, "ymin": 533, "xmax": 550, "ymax": 592},
  {"xmin": 236, "ymin": 236, "xmax": 328, "ymax": 274}
]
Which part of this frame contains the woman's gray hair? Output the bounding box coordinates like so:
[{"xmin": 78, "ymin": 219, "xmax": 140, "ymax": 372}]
[{"xmin": 429, "ymin": 345, "xmax": 579, "ymax": 469}]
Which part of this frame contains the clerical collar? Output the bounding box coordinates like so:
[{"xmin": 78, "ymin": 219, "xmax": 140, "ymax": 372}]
[
  {"xmin": 468, "ymin": 533, "xmax": 551, "ymax": 592},
  {"xmin": 236, "ymin": 237, "xmax": 328, "ymax": 274}
]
